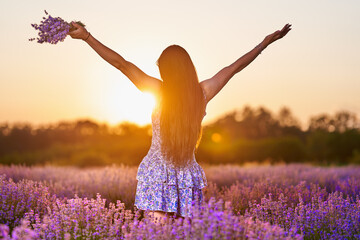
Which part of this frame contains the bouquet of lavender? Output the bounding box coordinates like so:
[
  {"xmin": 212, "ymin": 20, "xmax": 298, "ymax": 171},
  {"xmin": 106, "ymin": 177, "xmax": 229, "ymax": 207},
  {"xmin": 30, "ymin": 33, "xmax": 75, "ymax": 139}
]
[{"xmin": 29, "ymin": 10, "xmax": 85, "ymax": 44}]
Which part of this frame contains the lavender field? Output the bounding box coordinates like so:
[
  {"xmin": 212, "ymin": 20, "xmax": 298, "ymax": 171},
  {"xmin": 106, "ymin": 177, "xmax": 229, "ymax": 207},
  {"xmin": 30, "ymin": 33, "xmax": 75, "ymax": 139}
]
[{"xmin": 0, "ymin": 163, "xmax": 359, "ymax": 239}]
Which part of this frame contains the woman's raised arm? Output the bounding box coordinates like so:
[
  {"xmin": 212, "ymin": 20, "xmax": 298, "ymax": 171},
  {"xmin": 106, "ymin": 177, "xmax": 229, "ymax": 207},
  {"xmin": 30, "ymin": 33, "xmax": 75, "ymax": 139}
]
[
  {"xmin": 68, "ymin": 22, "xmax": 162, "ymax": 94},
  {"xmin": 200, "ymin": 24, "xmax": 292, "ymax": 103}
]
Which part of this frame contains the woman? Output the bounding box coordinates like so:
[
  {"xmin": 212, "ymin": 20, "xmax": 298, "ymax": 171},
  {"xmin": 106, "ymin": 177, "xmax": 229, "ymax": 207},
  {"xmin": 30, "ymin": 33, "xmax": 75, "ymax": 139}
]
[{"xmin": 68, "ymin": 22, "xmax": 291, "ymax": 224}]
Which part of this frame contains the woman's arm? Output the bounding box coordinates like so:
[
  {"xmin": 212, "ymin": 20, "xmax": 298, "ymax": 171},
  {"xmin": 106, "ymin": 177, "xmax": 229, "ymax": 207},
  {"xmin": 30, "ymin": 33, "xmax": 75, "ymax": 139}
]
[
  {"xmin": 200, "ymin": 24, "xmax": 292, "ymax": 103},
  {"xmin": 67, "ymin": 22, "xmax": 162, "ymax": 94}
]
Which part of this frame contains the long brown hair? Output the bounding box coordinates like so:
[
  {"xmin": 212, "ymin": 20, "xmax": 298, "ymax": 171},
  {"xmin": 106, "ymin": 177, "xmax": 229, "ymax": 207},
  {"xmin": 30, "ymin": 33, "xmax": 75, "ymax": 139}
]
[{"xmin": 156, "ymin": 45, "xmax": 206, "ymax": 168}]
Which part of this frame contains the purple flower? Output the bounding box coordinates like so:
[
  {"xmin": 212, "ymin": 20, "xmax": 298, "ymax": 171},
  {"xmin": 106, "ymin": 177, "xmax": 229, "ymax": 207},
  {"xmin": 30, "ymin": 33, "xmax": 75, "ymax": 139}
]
[{"xmin": 29, "ymin": 10, "xmax": 85, "ymax": 44}]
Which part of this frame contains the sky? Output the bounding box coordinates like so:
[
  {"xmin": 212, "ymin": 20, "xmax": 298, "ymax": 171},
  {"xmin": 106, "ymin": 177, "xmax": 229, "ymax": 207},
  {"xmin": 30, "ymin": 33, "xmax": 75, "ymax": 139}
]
[{"xmin": 0, "ymin": 0, "xmax": 359, "ymax": 131}]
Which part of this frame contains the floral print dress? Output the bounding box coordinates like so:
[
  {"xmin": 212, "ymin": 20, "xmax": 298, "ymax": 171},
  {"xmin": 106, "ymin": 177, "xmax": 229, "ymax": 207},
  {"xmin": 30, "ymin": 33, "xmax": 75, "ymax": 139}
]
[{"xmin": 134, "ymin": 87, "xmax": 208, "ymax": 218}]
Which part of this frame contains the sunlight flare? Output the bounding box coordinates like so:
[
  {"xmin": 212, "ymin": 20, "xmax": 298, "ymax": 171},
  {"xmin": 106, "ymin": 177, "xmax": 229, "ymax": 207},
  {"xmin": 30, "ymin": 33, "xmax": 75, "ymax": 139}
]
[
  {"xmin": 101, "ymin": 86, "xmax": 157, "ymax": 126},
  {"xmin": 211, "ymin": 133, "xmax": 222, "ymax": 143}
]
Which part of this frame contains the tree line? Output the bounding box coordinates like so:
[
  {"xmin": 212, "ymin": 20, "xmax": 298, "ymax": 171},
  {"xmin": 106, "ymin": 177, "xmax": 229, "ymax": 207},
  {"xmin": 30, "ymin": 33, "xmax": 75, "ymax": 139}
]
[{"xmin": 1, "ymin": 105, "xmax": 360, "ymax": 167}]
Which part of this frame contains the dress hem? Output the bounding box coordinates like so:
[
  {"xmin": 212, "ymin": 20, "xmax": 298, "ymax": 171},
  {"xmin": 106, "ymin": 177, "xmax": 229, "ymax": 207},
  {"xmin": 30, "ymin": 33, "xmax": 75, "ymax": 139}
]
[{"xmin": 134, "ymin": 203, "xmax": 193, "ymax": 218}]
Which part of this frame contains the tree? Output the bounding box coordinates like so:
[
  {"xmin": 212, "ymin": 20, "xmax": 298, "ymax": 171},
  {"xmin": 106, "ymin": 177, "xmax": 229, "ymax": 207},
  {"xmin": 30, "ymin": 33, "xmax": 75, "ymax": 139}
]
[
  {"xmin": 254, "ymin": 106, "xmax": 281, "ymax": 138},
  {"xmin": 308, "ymin": 113, "xmax": 334, "ymax": 132},
  {"xmin": 277, "ymin": 106, "xmax": 301, "ymax": 128},
  {"xmin": 332, "ymin": 110, "xmax": 359, "ymax": 133}
]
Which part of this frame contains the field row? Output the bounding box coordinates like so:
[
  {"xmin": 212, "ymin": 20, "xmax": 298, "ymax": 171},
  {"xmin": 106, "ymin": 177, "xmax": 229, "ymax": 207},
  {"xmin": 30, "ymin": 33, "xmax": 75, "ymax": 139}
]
[{"xmin": 0, "ymin": 163, "xmax": 359, "ymax": 239}]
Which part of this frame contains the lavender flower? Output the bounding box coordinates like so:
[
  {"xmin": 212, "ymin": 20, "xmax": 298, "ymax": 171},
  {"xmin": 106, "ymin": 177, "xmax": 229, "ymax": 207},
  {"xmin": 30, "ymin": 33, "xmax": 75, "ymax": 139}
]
[
  {"xmin": 0, "ymin": 164, "xmax": 359, "ymax": 239},
  {"xmin": 29, "ymin": 10, "xmax": 85, "ymax": 44}
]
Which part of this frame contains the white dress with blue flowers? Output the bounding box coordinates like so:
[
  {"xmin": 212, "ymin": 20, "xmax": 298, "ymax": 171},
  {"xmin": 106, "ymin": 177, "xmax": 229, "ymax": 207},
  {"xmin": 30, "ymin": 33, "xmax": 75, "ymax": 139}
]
[{"xmin": 134, "ymin": 87, "xmax": 208, "ymax": 217}]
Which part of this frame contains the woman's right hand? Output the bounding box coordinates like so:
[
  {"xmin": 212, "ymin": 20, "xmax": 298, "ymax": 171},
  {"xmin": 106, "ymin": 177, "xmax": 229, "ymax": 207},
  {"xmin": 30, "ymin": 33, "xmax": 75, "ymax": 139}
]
[
  {"xmin": 263, "ymin": 23, "xmax": 292, "ymax": 47},
  {"xmin": 67, "ymin": 22, "xmax": 89, "ymax": 40}
]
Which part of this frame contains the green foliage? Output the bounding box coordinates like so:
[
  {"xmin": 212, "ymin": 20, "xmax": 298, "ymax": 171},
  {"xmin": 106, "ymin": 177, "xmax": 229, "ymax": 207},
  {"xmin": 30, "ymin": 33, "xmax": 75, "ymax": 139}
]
[
  {"xmin": 349, "ymin": 149, "xmax": 360, "ymax": 165},
  {"xmin": 1, "ymin": 105, "xmax": 360, "ymax": 166},
  {"xmin": 197, "ymin": 136, "xmax": 307, "ymax": 165}
]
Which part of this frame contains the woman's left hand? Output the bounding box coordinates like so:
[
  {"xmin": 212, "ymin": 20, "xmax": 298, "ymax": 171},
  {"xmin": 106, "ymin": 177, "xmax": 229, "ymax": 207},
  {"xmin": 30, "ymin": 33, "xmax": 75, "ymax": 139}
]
[
  {"xmin": 264, "ymin": 23, "xmax": 292, "ymax": 46},
  {"xmin": 67, "ymin": 22, "xmax": 89, "ymax": 40}
]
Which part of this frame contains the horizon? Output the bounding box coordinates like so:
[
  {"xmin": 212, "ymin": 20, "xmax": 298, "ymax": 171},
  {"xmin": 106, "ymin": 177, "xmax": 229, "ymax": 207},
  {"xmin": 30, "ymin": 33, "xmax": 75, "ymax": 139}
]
[{"xmin": 0, "ymin": 103, "xmax": 356, "ymax": 132}]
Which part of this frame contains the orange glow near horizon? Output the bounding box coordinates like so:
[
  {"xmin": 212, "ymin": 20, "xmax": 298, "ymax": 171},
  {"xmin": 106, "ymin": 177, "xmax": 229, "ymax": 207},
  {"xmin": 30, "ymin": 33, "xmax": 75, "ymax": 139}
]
[{"xmin": 100, "ymin": 89, "xmax": 157, "ymax": 126}]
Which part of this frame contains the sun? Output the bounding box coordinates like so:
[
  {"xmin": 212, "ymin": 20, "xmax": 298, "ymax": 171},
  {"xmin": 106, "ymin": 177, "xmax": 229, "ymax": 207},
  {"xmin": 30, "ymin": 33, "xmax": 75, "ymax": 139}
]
[
  {"xmin": 95, "ymin": 83, "xmax": 157, "ymax": 126},
  {"xmin": 128, "ymin": 91, "xmax": 157, "ymax": 125}
]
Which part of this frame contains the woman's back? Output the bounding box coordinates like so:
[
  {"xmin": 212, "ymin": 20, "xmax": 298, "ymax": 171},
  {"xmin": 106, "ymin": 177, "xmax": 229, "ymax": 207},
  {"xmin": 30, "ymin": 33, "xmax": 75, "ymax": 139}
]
[{"xmin": 134, "ymin": 86, "xmax": 208, "ymax": 217}]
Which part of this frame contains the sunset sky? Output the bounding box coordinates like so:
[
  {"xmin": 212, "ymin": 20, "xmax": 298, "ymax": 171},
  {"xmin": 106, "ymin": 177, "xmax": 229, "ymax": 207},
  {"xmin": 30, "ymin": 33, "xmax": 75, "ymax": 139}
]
[{"xmin": 0, "ymin": 0, "xmax": 359, "ymax": 130}]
